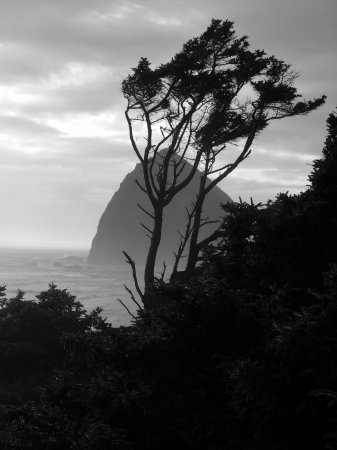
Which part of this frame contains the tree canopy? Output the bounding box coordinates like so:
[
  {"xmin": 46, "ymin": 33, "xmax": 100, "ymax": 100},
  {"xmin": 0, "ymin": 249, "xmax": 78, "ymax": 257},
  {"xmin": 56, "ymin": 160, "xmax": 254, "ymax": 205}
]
[{"xmin": 122, "ymin": 19, "xmax": 325, "ymax": 303}]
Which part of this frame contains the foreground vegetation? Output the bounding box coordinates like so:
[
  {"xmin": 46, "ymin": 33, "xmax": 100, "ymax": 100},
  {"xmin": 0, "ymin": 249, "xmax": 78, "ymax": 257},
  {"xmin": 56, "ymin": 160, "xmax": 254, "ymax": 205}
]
[{"xmin": 0, "ymin": 112, "xmax": 336, "ymax": 449}]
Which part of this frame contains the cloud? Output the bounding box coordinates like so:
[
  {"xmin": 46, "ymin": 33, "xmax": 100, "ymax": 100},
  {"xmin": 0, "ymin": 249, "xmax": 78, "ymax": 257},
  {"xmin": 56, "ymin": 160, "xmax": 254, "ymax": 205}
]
[
  {"xmin": 220, "ymin": 177, "xmax": 307, "ymax": 204},
  {"xmin": 0, "ymin": 0, "xmax": 190, "ymax": 72},
  {"xmin": 0, "ymin": 0, "xmax": 336, "ymax": 248},
  {"xmin": 0, "ymin": 158, "xmax": 134, "ymax": 246},
  {"xmin": 19, "ymin": 67, "xmax": 121, "ymax": 115},
  {"xmin": 0, "ymin": 136, "xmax": 135, "ymax": 167},
  {"xmin": 0, "ymin": 114, "xmax": 62, "ymax": 136}
]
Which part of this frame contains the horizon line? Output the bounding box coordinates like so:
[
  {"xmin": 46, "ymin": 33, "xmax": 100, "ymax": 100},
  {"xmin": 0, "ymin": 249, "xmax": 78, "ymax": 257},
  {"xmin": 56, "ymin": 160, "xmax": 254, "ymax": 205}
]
[{"xmin": 0, "ymin": 240, "xmax": 90, "ymax": 251}]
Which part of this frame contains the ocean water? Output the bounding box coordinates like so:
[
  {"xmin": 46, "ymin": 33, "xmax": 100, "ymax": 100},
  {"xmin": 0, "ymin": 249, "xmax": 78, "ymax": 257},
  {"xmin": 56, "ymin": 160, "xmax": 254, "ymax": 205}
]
[{"xmin": 0, "ymin": 247, "xmax": 143, "ymax": 327}]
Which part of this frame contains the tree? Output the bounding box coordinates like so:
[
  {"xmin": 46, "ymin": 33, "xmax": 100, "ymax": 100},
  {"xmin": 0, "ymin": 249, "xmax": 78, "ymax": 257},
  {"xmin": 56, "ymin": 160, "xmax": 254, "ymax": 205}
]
[
  {"xmin": 207, "ymin": 110, "xmax": 337, "ymax": 292},
  {"xmin": 122, "ymin": 19, "xmax": 325, "ymax": 303},
  {"xmin": 309, "ymin": 108, "xmax": 337, "ymax": 200}
]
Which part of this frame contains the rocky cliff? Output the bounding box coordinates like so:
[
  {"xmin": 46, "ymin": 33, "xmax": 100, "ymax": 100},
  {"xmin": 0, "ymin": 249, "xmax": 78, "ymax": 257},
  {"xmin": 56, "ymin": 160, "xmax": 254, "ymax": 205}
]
[{"xmin": 88, "ymin": 158, "xmax": 231, "ymax": 269}]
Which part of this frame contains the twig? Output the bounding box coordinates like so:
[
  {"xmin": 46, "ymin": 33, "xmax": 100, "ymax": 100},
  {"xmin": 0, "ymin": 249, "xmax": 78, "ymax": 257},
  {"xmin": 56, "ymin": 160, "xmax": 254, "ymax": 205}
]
[
  {"xmin": 124, "ymin": 284, "xmax": 143, "ymax": 310},
  {"xmin": 140, "ymin": 223, "xmax": 153, "ymax": 235},
  {"xmin": 135, "ymin": 179, "xmax": 148, "ymax": 194},
  {"xmin": 117, "ymin": 298, "xmax": 137, "ymax": 319},
  {"xmin": 158, "ymin": 261, "xmax": 167, "ymax": 281},
  {"xmin": 122, "ymin": 251, "xmax": 144, "ymax": 302},
  {"xmin": 137, "ymin": 203, "xmax": 155, "ymax": 219}
]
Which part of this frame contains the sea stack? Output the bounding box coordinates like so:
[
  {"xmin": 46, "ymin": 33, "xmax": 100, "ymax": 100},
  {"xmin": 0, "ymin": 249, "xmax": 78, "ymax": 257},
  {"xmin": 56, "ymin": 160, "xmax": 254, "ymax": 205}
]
[{"xmin": 88, "ymin": 157, "xmax": 232, "ymax": 269}]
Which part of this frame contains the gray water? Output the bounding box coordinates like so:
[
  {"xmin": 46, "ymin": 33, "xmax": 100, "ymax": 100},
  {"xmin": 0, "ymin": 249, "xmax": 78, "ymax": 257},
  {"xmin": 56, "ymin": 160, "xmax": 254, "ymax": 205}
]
[{"xmin": 0, "ymin": 247, "xmax": 143, "ymax": 327}]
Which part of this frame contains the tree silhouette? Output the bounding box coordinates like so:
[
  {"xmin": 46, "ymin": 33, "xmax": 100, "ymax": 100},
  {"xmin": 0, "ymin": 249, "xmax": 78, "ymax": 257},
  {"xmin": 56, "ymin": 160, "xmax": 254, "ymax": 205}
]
[
  {"xmin": 309, "ymin": 108, "xmax": 337, "ymax": 200},
  {"xmin": 122, "ymin": 19, "xmax": 325, "ymax": 303}
]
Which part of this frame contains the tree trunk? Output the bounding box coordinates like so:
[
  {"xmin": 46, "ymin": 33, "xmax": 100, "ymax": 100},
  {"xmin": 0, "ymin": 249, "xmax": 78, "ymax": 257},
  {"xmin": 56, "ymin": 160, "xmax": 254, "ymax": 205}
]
[
  {"xmin": 143, "ymin": 203, "xmax": 164, "ymax": 303},
  {"xmin": 185, "ymin": 169, "xmax": 208, "ymax": 273},
  {"xmin": 185, "ymin": 195, "xmax": 204, "ymax": 273}
]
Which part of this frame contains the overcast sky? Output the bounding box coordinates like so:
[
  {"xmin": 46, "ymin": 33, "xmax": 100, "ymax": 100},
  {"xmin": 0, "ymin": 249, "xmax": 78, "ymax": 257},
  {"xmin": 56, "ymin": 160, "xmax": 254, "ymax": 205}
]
[{"xmin": 0, "ymin": 0, "xmax": 336, "ymax": 249}]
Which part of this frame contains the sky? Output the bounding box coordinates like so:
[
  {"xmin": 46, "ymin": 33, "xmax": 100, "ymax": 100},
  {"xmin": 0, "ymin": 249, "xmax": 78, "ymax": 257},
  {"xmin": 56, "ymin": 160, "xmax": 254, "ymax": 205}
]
[{"xmin": 0, "ymin": 0, "xmax": 336, "ymax": 249}]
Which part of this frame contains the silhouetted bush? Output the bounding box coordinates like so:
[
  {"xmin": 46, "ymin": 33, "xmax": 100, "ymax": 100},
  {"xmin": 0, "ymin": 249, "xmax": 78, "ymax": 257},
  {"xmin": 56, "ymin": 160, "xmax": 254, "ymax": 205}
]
[{"xmin": 0, "ymin": 283, "xmax": 108, "ymax": 404}]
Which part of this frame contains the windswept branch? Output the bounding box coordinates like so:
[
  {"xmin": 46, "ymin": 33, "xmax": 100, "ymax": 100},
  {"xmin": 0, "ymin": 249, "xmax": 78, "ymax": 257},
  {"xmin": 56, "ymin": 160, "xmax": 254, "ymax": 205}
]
[
  {"xmin": 155, "ymin": 261, "xmax": 167, "ymax": 282},
  {"xmin": 123, "ymin": 285, "xmax": 143, "ymax": 310},
  {"xmin": 122, "ymin": 251, "xmax": 144, "ymax": 303},
  {"xmin": 171, "ymin": 204, "xmax": 197, "ymax": 277},
  {"xmin": 196, "ymin": 225, "xmax": 226, "ymax": 252},
  {"xmin": 135, "ymin": 179, "xmax": 148, "ymax": 195},
  {"xmin": 205, "ymin": 128, "xmax": 256, "ymax": 195},
  {"xmin": 140, "ymin": 223, "xmax": 153, "ymax": 235},
  {"xmin": 137, "ymin": 203, "xmax": 155, "ymax": 220},
  {"xmin": 125, "ymin": 107, "xmax": 144, "ymax": 164},
  {"xmin": 117, "ymin": 298, "xmax": 137, "ymax": 319}
]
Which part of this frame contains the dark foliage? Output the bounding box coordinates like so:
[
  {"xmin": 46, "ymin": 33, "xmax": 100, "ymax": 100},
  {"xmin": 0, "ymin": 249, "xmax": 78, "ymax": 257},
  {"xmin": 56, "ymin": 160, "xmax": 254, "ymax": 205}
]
[
  {"xmin": 211, "ymin": 190, "xmax": 337, "ymax": 292},
  {"xmin": 0, "ymin": 112, "xmax": 336, "ymax": 449},
  {"xmin": 309, "ymin": 110, "xmax": 337, "ymax": 200},
  {"xmin": 210, "ymin": 110, "xmax": 337, "ymax": 294},
  {"xmin": 0, "ymin": 283, "xmax": 108, "ymax": 404}
]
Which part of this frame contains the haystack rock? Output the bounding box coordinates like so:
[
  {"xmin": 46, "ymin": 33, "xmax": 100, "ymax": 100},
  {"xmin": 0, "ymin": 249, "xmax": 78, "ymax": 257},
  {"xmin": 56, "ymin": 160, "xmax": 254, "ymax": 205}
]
[{"xmin": 88, "ymin": 157, "xmax": 232, "ymax": 269}]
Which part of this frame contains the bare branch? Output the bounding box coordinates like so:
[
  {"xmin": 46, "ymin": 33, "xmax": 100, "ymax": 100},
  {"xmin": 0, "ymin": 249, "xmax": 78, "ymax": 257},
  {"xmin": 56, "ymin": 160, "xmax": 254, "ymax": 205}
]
[
  {"xmin": 155, "ymin": 261, "xmax": 167, "ymax": 282},
  {"xmin": 196, "ymin": 225, "xmax": 226, "ymax": 251},
  {"xmin": 135, "ymin": 179, "xmax": 148, "ymax": 195},
  {"xmin": 124, "ymin": 107, "xmax": 144, "ymax": 163},
  {"xmin": 171, "ymin": 203, "xmax": 196, "ymax": 277},
  {"xmin": 200, "ymin": 219, "xmax": 220, "ymax": 228},
  {"xmin": 123, "ymin": 284, "xmax": 143, "ymax": 310},
  {"xmin": 164, "ymin": 149, "xmax": 203, "ymax": 205},
  {"xmin": 122, "ymin": 251, "xmax": 144, "ymax": 303},
  {"xmin": 137, "ymin": 203, "xmax": 155, "ymax": 220},
  {"xmin": 207, "ymin": 163, "xmax": 232, "ymax": 175},
  {"xmin": 140, "ymin": 223, "xmax": 153, "ymax": 235},
  {"xmin": 117, "ymin": 298, "xmax": 137, "ymax": 319},
  {"xmin": 204, "ymin": 128, "xmax": 256, "ymax": 195}
]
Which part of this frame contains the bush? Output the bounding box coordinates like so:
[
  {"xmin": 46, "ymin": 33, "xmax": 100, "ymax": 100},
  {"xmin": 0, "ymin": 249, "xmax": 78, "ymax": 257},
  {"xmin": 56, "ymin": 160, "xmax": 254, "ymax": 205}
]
[{"xmin": 0, "ymin": 283, "xmax": 108, "ymax": 403}]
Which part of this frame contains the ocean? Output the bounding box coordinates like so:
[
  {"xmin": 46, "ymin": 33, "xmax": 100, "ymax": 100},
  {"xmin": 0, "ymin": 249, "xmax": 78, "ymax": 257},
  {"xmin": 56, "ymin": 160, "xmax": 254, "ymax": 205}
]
[{"xmin": 0, "ymin": 247, "xmax": 142, "ymax": 327}]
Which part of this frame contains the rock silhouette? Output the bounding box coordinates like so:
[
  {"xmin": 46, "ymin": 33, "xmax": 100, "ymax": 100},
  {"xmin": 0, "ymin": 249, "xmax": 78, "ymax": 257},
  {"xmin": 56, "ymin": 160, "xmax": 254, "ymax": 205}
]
[{"xmin": 88, "ymin": 157, "xmax": 232, "ymax": 269}]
